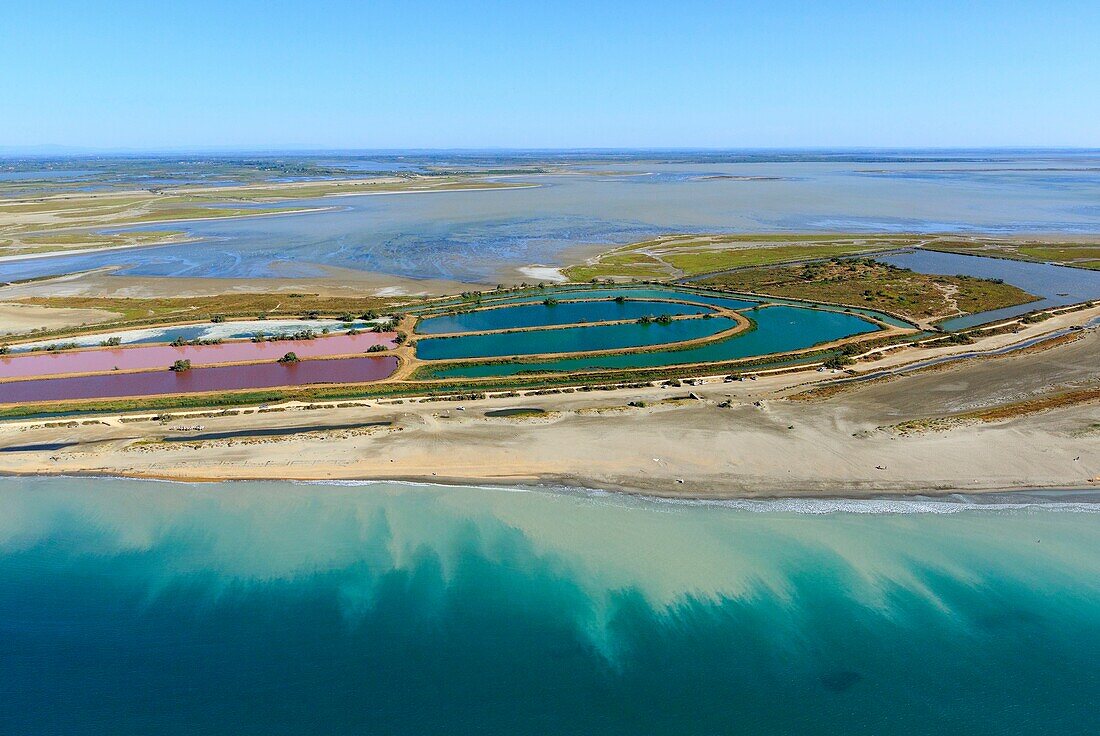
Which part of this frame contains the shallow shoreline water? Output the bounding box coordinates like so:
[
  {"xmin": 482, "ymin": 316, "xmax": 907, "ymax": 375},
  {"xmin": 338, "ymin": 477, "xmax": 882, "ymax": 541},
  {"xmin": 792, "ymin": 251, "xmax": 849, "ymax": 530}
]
[
  {"xmin": 1, "ymin": 474, "xmax": 1098, "ymax": 734},
  {"xmin": 4, "ymin": 471, "xmax": 1100, "ymax": 508}
]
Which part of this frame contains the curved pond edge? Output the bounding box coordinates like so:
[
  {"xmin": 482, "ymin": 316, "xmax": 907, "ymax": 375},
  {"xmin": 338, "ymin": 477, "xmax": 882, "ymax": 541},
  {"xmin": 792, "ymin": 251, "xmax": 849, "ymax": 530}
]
[
  {"xmin": 412, "ymin": 308, "xmax": 903, "ymax": 380},
  {"xmin": 413, "ymin": 297, "xmax": 719, "ymax": 335},
  {"xmin": 415, "ymin": 314, "xmax": 747, "ymax": 362}
]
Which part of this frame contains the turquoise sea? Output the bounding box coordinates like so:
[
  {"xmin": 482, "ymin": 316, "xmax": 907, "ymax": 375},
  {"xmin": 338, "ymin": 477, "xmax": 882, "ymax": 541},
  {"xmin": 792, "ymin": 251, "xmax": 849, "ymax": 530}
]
[{"xmin": 1, "ymin": 476, "xmax": 1098, "ymax": 734}]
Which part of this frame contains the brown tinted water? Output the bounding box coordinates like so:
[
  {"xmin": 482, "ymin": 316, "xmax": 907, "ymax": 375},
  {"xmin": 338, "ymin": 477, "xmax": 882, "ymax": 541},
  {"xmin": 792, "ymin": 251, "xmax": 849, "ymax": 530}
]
[
  {"xmin": 0, "ymin": 332, "xmax": 395, "ymax": 380},
  {"xmin": 0, "ymin": 356, "xmax": 398, "ymax": 404}
]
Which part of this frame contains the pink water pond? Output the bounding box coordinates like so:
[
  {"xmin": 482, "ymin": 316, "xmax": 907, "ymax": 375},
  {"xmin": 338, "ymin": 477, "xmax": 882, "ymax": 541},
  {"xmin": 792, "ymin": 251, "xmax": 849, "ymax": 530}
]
[
  {"xmin": 0, "ymin": 355, "xmax": 399, "ymax": 404},
  {"xmin": 0, "ymin": 332, "xmax": 396, "ymax": 380}
]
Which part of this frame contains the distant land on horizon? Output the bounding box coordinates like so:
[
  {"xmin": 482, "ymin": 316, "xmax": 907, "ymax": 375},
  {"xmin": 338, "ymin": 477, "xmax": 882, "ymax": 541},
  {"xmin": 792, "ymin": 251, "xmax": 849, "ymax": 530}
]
[{"xmin": 2, "ymin": 145, "xmax": 1100, "ymax": 159}]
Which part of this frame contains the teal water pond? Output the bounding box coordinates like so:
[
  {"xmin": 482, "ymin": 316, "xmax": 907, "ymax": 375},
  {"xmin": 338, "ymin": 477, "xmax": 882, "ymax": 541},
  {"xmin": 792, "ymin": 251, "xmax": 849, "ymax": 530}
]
[
  {"xmin": 428, "ymin": 306, "xmax": 880, "ymax": 376},
  {"xmin": 416, "ymin": 316, "xmax": 736, "ymax": 361},
  {"xmin": 415, "ymin": 298, "xmax": 715, "ymax": 334}
]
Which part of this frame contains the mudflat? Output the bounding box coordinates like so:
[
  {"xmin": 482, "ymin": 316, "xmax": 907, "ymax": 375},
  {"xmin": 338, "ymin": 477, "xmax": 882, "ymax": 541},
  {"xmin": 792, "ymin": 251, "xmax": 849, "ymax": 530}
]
[{"xmin": 0, "ymin": 301, "xmax": 120, "ymax": 336}]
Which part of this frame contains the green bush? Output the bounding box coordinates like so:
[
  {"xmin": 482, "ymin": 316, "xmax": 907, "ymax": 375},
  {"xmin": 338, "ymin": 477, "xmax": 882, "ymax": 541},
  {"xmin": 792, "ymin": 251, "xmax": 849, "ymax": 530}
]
[{"xmin": 822, "ymin": 355, "xmax": 854, "ymax": 369}]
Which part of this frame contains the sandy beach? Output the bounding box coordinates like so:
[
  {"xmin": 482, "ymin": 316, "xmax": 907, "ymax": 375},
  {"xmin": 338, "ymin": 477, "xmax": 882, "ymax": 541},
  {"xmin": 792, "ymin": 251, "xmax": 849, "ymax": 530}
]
[
  {"xmin": 0, "ymin": 301, "xmax": 121, "ymax": 335},
  {"xmin": 3, "ymin": 306, "xmax": 1097, "ymax": 497}
]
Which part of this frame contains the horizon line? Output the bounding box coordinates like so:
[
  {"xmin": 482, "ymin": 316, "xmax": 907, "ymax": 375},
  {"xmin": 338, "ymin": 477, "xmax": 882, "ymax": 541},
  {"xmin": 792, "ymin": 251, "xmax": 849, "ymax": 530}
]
[{"xmin": 3, "ymin": 145, "xmax": 1100, "ymax": 158}]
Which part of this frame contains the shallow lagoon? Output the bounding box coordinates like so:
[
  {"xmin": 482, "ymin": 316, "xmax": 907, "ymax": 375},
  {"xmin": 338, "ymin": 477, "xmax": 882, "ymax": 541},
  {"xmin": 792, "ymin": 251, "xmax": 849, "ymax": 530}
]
[
  {"xmin": 7, "ymin": 152, "xmax": 1100, "ymax": 283},
  {"xmin": 429, "ymin": 305, "xmax": 880, "ymax": 376},
  {"xmin": 415, "ymin": 298, "xmax": 715, "ymax": 334},
  {"xmin": 416, "ymin": 316, "xmax": 737, "ymax": 361},
  {"xmin": 1, "ymin": 477, "xmax": 1097, "ymax": 735}
]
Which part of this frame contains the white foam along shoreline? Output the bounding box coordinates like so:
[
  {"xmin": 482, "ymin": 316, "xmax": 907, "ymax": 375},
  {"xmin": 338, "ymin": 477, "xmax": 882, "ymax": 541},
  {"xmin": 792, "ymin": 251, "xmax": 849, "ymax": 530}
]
[
  {"xmin": 290, "ymin": 479, "xmax": 1100, "ymax": 513},
  {"xmin": 9, "ymin": 473, "xmax": 1100, "ymax": 512}
]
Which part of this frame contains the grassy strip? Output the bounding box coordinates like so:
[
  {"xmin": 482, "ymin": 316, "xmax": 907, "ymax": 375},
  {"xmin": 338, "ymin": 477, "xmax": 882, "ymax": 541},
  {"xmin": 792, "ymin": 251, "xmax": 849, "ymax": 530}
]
[
  {"xmin": 202, "ymin": 178, "xmax": 523, "ymax": 201},
  {"xmin": 0, "ymin": 229, "xmax": 183, "ymax": 251},
  {"xmin": 0, "ymin": 178, "xmax": 527, "ymax": 245},
  {"xmin": 964, "ymin": 387, "xmax": 1100, "ymax": 422},
  {"xmin": 563, "ymin": 234, "xmax": 921, "ymax": 281},
  {"xmin": 564, "ymin": 253, "xmax": 672, "ymax": 281},
  {"xmin": 19, "ymin": 293, "xmax": 414, "ymax": 321},
  {"xmin": 923, "ymin": 241, "xmax": 1100, "ymax": 271},
  {"xmin": 662, "ymin": 243, "xmax": 898, "ymax": 274},
  {"xmin": 890, "ymin": 387, "xmax": 1100, "ymax": 434}
]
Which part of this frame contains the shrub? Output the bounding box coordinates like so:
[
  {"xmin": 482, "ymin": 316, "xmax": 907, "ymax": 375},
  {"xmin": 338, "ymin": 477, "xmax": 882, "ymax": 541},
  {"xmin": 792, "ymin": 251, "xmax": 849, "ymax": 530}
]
[
  {"xmin": 211, "ymin": 314, "xmax": 225, "ymax": 323},
  {"xmin": 277, "ymin": 352, "xmax": 300, "ymax": 364},
  {"xmin": 100, "ymin": 336, "xmax": 122, "ymax": 346},
  {"xmin": 822, "ymin": 355, "xmax": 854, "ymax": 369},
  {"xmin": 941, "ymin": 332, "xmax": 974, "ymax": 345},
  {"xmin": 169, "ymin": 359, "xmax": 192, "ymax": 372},
  {"xmin": 839, "ymin": 342, "xmax": 863, "ymax": 356},
  {"xmin": 172, "ymin": 337, "xmax": 223, "ymax": 347},
  {"xmin": 367, "ymin": 344, "xmax": 388, "ymax": 353}
]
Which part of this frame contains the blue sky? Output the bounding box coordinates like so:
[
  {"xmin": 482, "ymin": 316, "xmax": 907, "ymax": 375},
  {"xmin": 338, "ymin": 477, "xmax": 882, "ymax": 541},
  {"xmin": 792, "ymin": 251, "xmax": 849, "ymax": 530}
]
[{"xmin": 2, "ymin": 1, "xmax": 1098, "ymax": 150}]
